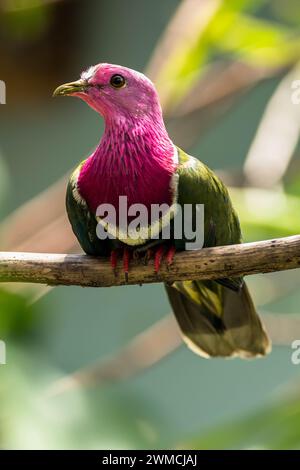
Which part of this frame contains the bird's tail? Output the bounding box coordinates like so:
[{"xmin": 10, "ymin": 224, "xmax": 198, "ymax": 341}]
[{"xmin": 165, "ymin": 280, "xmax": 271, "ymax": 358}]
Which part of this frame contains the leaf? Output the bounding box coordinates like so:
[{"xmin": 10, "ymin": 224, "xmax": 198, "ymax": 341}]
[
  {"xmin": 286, "ymin": 173, "xmax": 300, "ymax": 198},
  {"xmin": 151, "ymin": 0, "xmax": 267, "ymax": 108},
  {"xmin": 0, "ymin": 0, "xmax": 51, "ymax": 42},
  {"xmin": 229, "ymin": 187, "xmax": 300, "ymax": 241},
  {"xmin": 153, "ymin": 0, "xmax": 300, "ymax": 111},
  {"xmin": 0, "ymin": 288, "xmax": 37, "ymax": 338},
  {"xmin": 212, "ymin": 14, "xmax": 300, "ymax": 67}
]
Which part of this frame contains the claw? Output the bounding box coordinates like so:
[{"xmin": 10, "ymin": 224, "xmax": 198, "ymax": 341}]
[
  {"xmin": 166, "ymin": 245, "xmax": 176, "ymax": 267},
  {"xmin": 125, "ymin": 244, "xmax": 175, "ymax": 275}
]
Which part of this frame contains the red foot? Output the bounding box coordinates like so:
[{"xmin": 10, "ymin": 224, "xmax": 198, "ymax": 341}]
[
  {"xmin": 166, "ymin": 245, "xmax": 176, "ymax": 267},
  {"xmin": 110, "ymin": 248, "xmax": 131, "ymax": 281},
  {"xmin": 154, "ymin": 246, "xmax": 165, "ymax": 273},
  {"xmin": 110, "ymin": 250, "xmax": 118, "ymax": 274},
  {"xmin": 144, "ymin": 248, "xmax": 153, "ymax": 265},
  {"xmin": 141, "ymin": 244, "xmax": 177, "ymax": 273},
  {"xmin": 110, "ymin": 245, "xmax": 176, "ymax": 278}
]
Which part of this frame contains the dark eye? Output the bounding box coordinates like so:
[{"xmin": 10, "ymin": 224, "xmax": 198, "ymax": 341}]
[{"xmin": 110, "ymin": 74, "xmax": 126, "ymax": 89}]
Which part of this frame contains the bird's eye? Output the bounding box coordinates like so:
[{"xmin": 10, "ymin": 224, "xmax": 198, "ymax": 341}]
[{"xmin": 110, "ymin": 74, "xmax": 126, "ymax": 89}]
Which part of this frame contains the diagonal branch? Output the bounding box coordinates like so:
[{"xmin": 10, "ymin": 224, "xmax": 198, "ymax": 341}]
[{"xmin": 0, "ymin": 235, "xmax": 299, "ymax": 288}]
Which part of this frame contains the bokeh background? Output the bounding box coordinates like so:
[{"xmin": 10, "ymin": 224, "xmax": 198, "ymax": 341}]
[{"xmin": 0, "ymin": 0, "xmax": 300, "ymax": 450}]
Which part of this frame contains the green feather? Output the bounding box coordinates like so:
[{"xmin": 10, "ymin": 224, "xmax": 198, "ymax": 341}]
[
  {"xmin": 167, "ymin": 148, "xmax": 270, "ymax": 357},
  {"xmin": 66, "ymin": 162, "xmax": 111, "ymax": 256},
  {"xmin": 66, "ymin": 148, "xmax": 271, "ymax": 358}
]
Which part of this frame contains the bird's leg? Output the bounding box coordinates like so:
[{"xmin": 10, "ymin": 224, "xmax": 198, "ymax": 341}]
[
  {"xmin": 132, "ymin": 242, "xmax": 176, "ymax": 273},
  {"xmin": 110, "ymin": 247, "xmax": 132, "ymax": 281},
  {"xmin": 132, "ymin": 239, "xmax": 162, "ymax": 265},
  {"xmin": 154, "ymin": 244, "xmax": 176, "ymax": 272},
  {"xmin": 165, "ymin": 245, "xmax": 176, "ymax": 268},
  {"xmin": 110, "ymin": 249, "xmax": 118, "ymax": 276},
  {"xmin": 144, "ymin": 248, "xmax": 153, "ymax": 265},
  {"xmin": 154, "ymin": 245, "xmax": 166, "ymax": 273}
]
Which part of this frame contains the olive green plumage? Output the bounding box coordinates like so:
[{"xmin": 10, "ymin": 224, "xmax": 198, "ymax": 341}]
[{"xmin": 66, "ymin": 147, "xmax": 271, "ymax": 358}]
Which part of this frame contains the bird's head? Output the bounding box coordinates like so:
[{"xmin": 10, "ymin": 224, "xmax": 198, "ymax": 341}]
[{"xmin": 53, "ymin": 63, "xmax": 162, "ymax": 122}]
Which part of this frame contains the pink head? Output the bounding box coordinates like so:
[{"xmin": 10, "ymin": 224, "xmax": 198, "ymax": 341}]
[
  {"xmin": 53, "ymin": 63, "xmax": 176, "ymax": 214},
  {"xmin": 53, "ymin": 63, "xmax": 163, "ymax": 124}
]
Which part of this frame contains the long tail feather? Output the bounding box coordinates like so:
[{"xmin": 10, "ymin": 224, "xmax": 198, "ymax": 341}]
[{"xmin": 165, "ymin": 280, "xmax": 271, "ymax": 358}]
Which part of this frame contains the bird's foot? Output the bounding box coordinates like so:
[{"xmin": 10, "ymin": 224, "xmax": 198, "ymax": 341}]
[
  {"xmin": 165, "ymin": 245, "xmax": 176, "ymax": 269},
  {"xmin": 140, "ymin": 244, "xmax": 176, "ymax": 273},
  {"xmin": 154, "ymin": 245, "xmax": 165, "ymax": 273},
  {"xmin": 110, "ymin": 248, "xmax": 131, "ymax": 282},
  {"xmin": 110, "ymin": 250, "xmax": 118, "ymax": 275},
  {"xmin": 110, "ymin": 244, "xmax": 176, "ymax": 279}
]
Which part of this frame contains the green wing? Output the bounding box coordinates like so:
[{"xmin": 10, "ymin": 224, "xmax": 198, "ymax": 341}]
[
  {"xmin": 66, "ymin": 162, "xmax": 110, "ymax": 256},
  {"xmin": 166, "ymin": 148, "xmax": 271, "ymax": 358},
  {"xmin": 175, "ymin": 147, "xmax": 243, "ymax": 291},
  {"xmin": 176, "ymin": 147, "xmax": 242, "ymax": 249}
]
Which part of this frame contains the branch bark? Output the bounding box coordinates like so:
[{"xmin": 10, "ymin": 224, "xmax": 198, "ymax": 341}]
[{"xmin": 0, "ymin": 235, "xmax": 299, "ymax": 288}]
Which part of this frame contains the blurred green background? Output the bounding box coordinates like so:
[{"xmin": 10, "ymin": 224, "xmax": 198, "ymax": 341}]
[{"xmin": 0, "ymin": 0, "xmax": 300, "ymax": 450}]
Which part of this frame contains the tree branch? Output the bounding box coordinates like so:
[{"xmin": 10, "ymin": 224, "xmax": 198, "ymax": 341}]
[{"xmin": 0, "ymin": 235, "xmax": 299, "ymax": 287}]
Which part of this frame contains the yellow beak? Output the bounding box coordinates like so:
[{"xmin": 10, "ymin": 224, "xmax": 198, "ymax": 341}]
[{"xmin": 53, "ymin": 79, "xmax": 89, "ymax": 97}]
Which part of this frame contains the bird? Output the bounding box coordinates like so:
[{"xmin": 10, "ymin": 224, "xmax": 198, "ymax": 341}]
[{"xmin": 53, "ymin": 63, "xmax": 271, "ymax": 358}]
